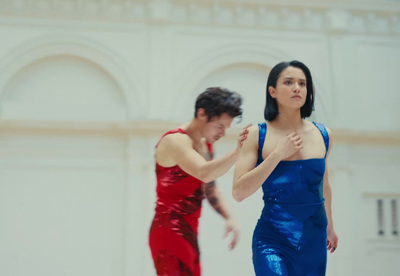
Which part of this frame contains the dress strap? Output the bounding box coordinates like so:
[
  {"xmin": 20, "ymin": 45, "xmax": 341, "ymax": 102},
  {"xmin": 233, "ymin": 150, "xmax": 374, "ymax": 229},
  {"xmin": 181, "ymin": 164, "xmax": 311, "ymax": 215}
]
[
  {"xmin": 257, "ymin": 122, "xmax": 267, "ymax": 165},
  {"xmin": 155, "ymin": 128, "xmax": 187, "ymax": 148},
  {"xmin": 312, "ymin": 122, "xmax": 329, "ymax": 158},
  {"xmin": 206, "ymin": 142, "xmax": 214, "ymax": 160}
]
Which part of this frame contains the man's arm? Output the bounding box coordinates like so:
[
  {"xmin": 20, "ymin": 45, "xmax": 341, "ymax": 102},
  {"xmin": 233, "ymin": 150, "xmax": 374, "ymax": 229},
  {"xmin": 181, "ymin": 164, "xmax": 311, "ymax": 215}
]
[
  {"xmin": 158, "ymin": 128, "xmax": 247, "ymax": 183},
  {"xmin": 204, "ymin": 145, "xmax": 238, "ymax": 250},
  {"xmin": 205, "ymin": 182, "xmax": 239, "ymax": 250},
  {"xmin": 205, "ymin": 181, "xmax": 231, "ymax": 220}
]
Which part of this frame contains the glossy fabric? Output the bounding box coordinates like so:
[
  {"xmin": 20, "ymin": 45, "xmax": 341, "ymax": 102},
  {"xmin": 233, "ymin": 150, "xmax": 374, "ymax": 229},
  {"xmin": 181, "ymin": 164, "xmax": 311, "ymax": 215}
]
[
  {"xmin": 149, "ymin": 129, "xmax": 205, "ymax": 276},
  {"xmin": 252, "ymin": 122, "xmax": 329, "ymax": 276}
]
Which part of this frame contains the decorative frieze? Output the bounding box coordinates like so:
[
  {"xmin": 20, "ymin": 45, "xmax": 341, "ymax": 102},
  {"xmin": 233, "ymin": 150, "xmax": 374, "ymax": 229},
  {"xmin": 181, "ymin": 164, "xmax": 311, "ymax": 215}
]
[{"xmin": 0, "ymin": 0, "xmax": 399, "ymax": 35}]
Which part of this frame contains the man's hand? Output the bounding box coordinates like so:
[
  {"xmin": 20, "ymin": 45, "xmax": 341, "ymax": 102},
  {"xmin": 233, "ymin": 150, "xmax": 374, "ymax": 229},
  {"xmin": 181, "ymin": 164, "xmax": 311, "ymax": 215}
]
[{"xmin": 224, "ymin": 218, "xmax": 239, "ymax": 250}]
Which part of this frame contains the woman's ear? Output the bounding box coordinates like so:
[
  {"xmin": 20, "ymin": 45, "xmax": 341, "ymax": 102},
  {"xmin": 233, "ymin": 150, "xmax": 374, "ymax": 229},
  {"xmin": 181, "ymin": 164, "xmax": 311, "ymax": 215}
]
[{"xmin": 268, "ymin": 86, "xmax": 277, "ymax": 98}]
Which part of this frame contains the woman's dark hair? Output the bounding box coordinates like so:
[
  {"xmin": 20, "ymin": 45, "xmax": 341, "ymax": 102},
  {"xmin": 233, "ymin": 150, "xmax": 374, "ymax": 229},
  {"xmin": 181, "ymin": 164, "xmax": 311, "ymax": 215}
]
[
  {"xmin": 264, "ymin": 60, "xmax": 315, "ymax": 121},
  {"xmin": 195, "ymin": 87, "xmax": 242, "ymax": 121}
]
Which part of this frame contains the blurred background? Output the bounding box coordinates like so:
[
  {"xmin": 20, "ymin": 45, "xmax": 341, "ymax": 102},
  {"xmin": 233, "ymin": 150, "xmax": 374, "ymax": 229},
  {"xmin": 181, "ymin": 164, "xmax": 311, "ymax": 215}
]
[{"xmin": 0, "ymin": 0, "xmax": 399, "ymax": 275}]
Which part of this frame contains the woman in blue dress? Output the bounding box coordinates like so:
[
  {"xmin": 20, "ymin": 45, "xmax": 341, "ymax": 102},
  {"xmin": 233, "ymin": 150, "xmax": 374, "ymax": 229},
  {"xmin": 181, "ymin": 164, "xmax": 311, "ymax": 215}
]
[{"xmin": 233, "ymin": 60, "xmax": 338, "ymax": 275}]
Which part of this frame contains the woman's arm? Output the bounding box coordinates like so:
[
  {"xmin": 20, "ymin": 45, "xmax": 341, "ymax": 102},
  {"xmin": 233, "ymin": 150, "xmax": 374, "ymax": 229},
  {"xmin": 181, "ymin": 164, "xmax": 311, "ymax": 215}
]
[
  {"xmin": 323, "ymin": 128, "xmax": 338, "ymax": 253},
  {"xmin": 233, "ymin": 125, "xmax": 303, "ymax": 202}
]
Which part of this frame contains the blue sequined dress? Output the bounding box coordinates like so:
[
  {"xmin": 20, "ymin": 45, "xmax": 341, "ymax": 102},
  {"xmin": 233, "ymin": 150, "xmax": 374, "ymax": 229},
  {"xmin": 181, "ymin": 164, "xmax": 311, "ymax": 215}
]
[{"xmin": 252, "ymin": 122, "xmax": 329, "ymax": 276}]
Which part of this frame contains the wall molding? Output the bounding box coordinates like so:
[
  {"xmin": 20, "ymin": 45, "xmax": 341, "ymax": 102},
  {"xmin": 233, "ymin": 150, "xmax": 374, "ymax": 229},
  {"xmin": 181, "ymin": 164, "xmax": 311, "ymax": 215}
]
[
  {"xmin": 1, "ymin": 119, "xmax": 399, "ymax": 145},
  {"xmin": 0, "ymin": 34, "xmax": 144, "ymax": 119},
  {"xmin": 0, "ymin": 0, "xmax": 399, "ymax": 35}
]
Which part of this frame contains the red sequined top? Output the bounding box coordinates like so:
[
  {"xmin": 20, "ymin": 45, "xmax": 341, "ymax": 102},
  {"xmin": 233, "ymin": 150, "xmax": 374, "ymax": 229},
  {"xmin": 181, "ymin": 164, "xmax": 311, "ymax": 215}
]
[{"xmin": 149, "ymin": 128, "xmax": 209, "ymax": 275}]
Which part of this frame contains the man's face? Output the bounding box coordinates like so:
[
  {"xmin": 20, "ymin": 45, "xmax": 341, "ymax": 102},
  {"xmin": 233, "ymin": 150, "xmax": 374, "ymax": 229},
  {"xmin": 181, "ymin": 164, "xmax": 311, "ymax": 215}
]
[{"xmin": 202, "ymin": 113, "xmax": 233, "ymax": 144}]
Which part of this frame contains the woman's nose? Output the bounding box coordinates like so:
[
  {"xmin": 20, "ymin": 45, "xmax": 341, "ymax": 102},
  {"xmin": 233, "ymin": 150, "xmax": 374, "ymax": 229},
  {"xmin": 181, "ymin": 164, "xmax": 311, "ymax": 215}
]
[{"xmin": 293, "ymin": 83, "xmax": 300, "ymax": 92}]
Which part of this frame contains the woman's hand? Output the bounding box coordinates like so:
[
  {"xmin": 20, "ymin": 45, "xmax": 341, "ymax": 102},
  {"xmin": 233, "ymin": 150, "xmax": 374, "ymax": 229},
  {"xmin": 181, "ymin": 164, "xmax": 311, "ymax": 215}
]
[
  {"xmin": 273, "ymin": 132, "xmax": 303, "ymax": 160},
  {"xmin": 327, "ymin": 226, "xmax": 338, "ymax": 253}
]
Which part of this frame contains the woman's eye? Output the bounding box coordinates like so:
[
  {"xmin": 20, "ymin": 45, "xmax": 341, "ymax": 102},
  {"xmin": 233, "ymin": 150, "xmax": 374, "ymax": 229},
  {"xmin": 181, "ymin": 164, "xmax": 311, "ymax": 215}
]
[
  {"xmin": 300, "ymin": 82, "xmax": 306, "ymax": 86},
  {"xmin": 285, "ymin": 80, "xmax": 292, "ymax": 85}
]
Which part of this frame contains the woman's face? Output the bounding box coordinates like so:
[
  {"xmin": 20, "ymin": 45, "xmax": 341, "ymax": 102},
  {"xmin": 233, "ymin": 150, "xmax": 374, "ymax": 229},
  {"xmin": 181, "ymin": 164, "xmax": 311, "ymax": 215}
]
[{"xmin": 269, "ymin": 66, "xmax": 307, "ymax": 109}]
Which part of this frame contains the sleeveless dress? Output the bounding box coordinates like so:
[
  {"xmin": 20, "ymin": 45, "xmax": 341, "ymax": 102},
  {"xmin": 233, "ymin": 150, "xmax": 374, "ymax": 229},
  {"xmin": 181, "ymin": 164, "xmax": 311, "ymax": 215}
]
[
  {"xmin": 252, "ymin": 122, "xmax": 329, "ymax": 276},
  {"xmin": 149, "ymin": 128, "xmax": 208, "ymax": 276}
]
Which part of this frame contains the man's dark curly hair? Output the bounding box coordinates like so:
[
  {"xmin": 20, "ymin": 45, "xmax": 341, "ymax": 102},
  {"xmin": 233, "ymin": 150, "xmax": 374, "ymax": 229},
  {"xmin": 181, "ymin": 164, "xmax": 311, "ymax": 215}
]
[{"xmin": 194, "ymin": 87, "xmax": 242, "ymax": 121}]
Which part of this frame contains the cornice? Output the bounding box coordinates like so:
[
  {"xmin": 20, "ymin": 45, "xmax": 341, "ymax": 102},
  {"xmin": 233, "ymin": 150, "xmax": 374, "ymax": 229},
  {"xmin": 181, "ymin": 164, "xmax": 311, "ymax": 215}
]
[
  {"xmin": 1, "ymin": 119, "xmax": 399, "ymax": 146},
  {"xmin": 0, "ymin": 0, "xmax": 399, "ymax": 35}
]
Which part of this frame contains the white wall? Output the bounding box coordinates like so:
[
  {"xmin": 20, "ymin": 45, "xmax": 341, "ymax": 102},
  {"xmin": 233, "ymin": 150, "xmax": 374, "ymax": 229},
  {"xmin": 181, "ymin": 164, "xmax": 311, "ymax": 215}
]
[
  {"xmin": 0, "ymin": 132, "xmax": 127, "ymax": 276},
  {"xmin": 0, "ymin": 0, "xmax": 399, "ymax": 275}
]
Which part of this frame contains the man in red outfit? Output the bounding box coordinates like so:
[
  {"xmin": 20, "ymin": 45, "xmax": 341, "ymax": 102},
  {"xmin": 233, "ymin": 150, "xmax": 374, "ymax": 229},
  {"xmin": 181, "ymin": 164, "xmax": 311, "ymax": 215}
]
[{"xmin": 149, "ymin": 87, "xmax": 248, "ymax": 276}]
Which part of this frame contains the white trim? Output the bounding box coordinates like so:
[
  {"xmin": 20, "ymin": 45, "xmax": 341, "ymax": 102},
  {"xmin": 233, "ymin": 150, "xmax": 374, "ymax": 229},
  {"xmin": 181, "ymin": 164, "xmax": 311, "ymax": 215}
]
[{"xmin": 0, "ymin": 0, "xmax": 399, "ymax": 35}]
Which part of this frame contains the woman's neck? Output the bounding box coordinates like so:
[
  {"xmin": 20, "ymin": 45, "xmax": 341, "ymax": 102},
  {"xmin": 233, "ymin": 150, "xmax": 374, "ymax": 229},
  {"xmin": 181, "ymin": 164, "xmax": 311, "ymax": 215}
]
[{"xmin": 272, "ymin": 109, "xmax": 304, "ymax": 132}]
